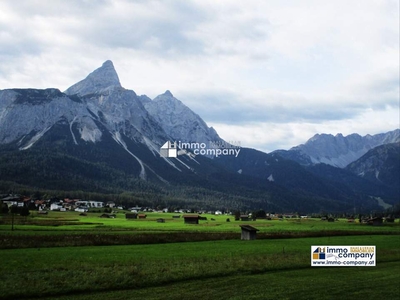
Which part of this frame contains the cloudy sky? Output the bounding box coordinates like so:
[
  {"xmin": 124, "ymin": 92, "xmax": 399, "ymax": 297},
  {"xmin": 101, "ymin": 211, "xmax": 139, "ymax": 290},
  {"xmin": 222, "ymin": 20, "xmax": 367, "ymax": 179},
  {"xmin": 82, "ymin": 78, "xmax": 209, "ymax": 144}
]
[{"xmin": 1, "ymin": 0, "xmax": 399, "ymax": 152}]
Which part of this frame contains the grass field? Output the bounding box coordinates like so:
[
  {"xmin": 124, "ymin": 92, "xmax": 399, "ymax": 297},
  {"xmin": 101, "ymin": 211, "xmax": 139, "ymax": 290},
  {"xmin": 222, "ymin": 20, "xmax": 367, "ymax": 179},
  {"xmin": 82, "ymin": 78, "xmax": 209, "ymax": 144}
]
[
  {"xmin": 0, "ymin": 211, "xmax": 399, "ymax": 299},
  {"xmin": 1, "ymin": 210, "xmax": 399, "ymax": 234}
]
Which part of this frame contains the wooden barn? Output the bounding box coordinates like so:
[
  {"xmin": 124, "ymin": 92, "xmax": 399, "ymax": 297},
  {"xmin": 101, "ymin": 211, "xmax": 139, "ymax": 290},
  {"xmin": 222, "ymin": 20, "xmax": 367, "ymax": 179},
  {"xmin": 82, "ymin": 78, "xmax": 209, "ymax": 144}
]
[
  {"xmin": 183, "ymin": 214, "xmax": 199, "ymax": 224},
  {"xmin": 367, "ymin": 217, "xmax": 383, "ymax": 226},
  {"xmin": 240, "ymin": 225, "xmax": 259, "ymax": 240},
  {"xmin": 125, "ymin": 213, "xmax": 138, "ymax": 219}
]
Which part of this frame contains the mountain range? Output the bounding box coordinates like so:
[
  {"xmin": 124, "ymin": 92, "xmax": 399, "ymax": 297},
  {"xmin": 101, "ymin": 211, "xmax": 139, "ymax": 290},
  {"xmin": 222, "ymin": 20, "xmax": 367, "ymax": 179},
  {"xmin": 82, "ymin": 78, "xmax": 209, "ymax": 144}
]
[
  {"xmin": 0, "ymin": 60, "xmax": 398, "ymax": 213},
  {"xmin": 274, "ymin": 130, "xmax": 399, "ymax": 168}
]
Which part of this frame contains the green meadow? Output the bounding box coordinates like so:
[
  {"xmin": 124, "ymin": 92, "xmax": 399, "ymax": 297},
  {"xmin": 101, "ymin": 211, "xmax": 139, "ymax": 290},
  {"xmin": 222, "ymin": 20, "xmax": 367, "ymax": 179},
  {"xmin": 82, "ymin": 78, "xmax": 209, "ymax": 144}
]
[
  {"xmin": 0, "ymin": 211, "xmax": 399, "ymax": 299},
  {"xmin": 1, "ymin": 210, "xmax": 399, "ymax": 234}
]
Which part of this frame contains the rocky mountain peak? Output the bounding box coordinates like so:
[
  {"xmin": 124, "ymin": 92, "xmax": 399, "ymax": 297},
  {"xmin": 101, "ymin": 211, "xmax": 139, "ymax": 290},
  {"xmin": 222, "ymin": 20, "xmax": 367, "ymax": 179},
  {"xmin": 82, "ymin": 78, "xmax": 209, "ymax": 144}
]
[
  {"xmin": 163, "ymin": 90, "xmax": 173, "ymax": 97},
  {"xmin": 64, "ymin": 60, "xmax": 121, "ymax": 97},
  {"xmin": 144, "ymin": 91, "xmax": 222, "ymax": 144}
]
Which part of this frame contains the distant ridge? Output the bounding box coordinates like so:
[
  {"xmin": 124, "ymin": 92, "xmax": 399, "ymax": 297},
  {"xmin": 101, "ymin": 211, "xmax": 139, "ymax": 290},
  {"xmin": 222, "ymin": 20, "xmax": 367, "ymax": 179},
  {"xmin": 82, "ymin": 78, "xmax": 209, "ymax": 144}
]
[{"xmin": 273, "ymin": 129, "xmax": 400, "ymax": 168}]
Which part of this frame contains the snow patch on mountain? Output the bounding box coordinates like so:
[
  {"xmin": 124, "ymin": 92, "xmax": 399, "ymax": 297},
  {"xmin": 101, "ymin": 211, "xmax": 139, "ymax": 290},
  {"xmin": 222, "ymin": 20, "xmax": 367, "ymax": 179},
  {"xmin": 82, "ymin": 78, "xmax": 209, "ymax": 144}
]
[
  {"xmin": 175, "ymin": 157, "xmax": 192, "ymax": 170},
  {"xmin": 161, "ymin": 156, "xmax": 182, "ymax": 172},
  {"xmin": 143, "ymin": 136, "xmax": 161, "ymax": 157},
  {"xmin": 70, "ymin": 116, "xmax": 79, "ymax": 145},
  {"xmin": 79, "ymin": 124, "xmax": 102, "ymax": 143},
  {"xmin": 19, "ymin": 126, "xmax": 52, "ymax": 150}
]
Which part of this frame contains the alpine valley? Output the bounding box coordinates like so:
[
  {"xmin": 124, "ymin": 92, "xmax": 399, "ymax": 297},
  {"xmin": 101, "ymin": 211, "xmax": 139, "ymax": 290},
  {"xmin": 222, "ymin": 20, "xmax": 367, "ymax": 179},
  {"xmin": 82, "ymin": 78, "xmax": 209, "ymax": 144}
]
[{"xmin": 0, "ymin": 61, "xmax": 398, "ymax": 213}]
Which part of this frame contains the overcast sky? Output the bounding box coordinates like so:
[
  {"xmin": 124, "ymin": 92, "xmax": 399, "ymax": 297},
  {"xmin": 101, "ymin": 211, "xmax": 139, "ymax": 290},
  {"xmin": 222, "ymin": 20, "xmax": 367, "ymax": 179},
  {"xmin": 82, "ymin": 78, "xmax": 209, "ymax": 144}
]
[{"xmin": 1, "ymin": 0, "xmax": 399, "ymax": 152}]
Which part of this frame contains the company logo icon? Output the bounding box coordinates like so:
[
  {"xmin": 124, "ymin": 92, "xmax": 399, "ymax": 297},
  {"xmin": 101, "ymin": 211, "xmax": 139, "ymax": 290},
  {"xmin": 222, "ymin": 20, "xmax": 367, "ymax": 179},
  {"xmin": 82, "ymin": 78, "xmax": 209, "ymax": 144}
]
[
  {"xmin": 313, "ymin": 247, "xmax": 326, "ymax": 260},
  {"xmin": 160, "ymin": 141, "xmax": 177, "ymax": 158}
]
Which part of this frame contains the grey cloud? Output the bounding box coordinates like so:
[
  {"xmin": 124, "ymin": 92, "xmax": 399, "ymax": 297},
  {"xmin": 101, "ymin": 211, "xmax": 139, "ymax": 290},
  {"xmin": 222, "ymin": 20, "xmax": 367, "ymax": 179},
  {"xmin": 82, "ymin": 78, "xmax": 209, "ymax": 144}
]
[
  {"xmin": 2, "ymin": 0, "xmax": 108, "ymax": 16},
  {"xmin": 180, "ymin": 92, "xmax": 372, "ymax": 125},
  {"xmin": 78, "ymin": 1, "xmax": 209, "ymax": 57}
]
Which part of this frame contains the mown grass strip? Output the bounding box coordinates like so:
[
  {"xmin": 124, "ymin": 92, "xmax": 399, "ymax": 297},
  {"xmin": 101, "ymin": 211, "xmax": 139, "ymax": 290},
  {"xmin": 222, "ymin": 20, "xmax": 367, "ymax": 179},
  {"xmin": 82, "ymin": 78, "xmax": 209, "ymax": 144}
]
[
  {"xmin": 1, "ymin": 229, "xmax": 399, "ymax": 249},
  {"xmin": 28, "ymin": 261, "xmax": 400, "ymax": 300},
  {"xmin": 1, "ymin": 235, "xmax": 399, "ymax": 299}
]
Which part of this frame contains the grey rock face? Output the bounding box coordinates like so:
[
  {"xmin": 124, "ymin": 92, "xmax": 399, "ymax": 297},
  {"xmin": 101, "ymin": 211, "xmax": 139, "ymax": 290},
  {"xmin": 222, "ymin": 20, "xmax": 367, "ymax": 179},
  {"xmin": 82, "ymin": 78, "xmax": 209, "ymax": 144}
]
[
  {"xmin": 64, "ymin": 60, "xmax": 121, "ymax": 97},
  {"xmin": 274, "ymin": 129, "xmax": 399, "ymax": 168},
  {"xmin": 143, "ymin": 90, "xmax": 222, "ymax": 145},
  {"xmin": 0, "ymin": 61, "xmax": 221, "ymax": 154}
]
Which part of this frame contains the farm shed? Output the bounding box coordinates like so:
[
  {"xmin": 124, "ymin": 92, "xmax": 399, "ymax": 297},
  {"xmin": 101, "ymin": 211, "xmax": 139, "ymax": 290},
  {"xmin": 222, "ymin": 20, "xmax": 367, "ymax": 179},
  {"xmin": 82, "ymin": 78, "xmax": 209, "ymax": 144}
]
[
  {"xmin": 183, "ymin": 214, "xmax": 199, "ymax": 224},
  {"xmin": 125, "ymin": 213, "xmax": 138, "ymax": 219},
  {"xmin": 367, "ymin": 217, "xmax": 383, "ymax": 226},
  {"xmin": 240, "ymin": 225, "xmax": 259, "ymax": 240}
]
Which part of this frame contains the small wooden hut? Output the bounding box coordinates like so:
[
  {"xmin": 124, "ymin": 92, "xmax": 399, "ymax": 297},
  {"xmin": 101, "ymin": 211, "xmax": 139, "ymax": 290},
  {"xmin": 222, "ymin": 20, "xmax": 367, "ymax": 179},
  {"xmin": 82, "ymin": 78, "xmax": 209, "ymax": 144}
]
[
  {"xmin": 240, "ymin": 225, "xmax": 259, "ymax": 240},
  {"xmin": 125, "ymin": 213, "xmax": 138, "ymax": 219},
  {"xmin": 183, "ymin": 214, "xmax": 199, "ymax": 224},
  {"xmin": 367, "ymin": 217, "xmax": 383, "ymax": 226}
]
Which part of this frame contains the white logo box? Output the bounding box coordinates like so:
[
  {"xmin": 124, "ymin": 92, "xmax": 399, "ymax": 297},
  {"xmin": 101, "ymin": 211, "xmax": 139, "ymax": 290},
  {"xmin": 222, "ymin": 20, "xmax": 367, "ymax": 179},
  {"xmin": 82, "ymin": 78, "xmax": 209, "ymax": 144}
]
[{"xmin": 311, "ymin": 245, "xmax": 376, "ymax": 267}]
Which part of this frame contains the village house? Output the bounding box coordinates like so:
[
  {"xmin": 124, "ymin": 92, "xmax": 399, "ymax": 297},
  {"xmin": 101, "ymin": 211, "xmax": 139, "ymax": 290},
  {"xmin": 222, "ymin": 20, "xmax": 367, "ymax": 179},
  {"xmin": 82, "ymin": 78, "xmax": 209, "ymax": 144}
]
[
  {"xmin": 1, "ymin": 195, "xmax": 24, "ymax": 207},
  {"xmin": 76, "ymin": 200, "xmax": 104, "ymax": 208},
  {"xmin": 75, "ymin": 207, "xmax": 89, "ymax": 213},
  {"xmin": 130, "ymin": 206, "xmax": 142, "ymax": 213},
  {"xmin": 50, "ymin": 202, "xmax": 63, "ymax": 211},
  {"xmin": 106, "ymin": 201, "xmax": 116, "ymax": 208}
]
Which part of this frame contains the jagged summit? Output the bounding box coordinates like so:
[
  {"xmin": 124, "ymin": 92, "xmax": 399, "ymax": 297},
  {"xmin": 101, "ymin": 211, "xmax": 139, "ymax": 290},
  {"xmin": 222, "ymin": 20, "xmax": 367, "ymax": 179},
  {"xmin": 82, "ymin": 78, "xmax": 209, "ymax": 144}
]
[
  {"xmin": 65, "ymin": 60, "xmax": 121, "ymax": 96},
  {"xmin": 153, "ymin": 90, "xmax": 175, "ymax": 102},
  {"xmin": 144, "ymin": 91, "xmax": 221, "ymax": 144},
  {"xmin": 163, "ymin": 90, "xmax": 173, "ymax": 97}
]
